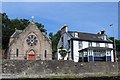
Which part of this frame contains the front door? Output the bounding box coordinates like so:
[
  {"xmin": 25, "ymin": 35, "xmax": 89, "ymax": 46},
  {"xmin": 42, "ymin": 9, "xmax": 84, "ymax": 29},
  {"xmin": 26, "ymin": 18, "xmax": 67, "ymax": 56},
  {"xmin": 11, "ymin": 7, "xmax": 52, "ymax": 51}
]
[
  {"xmin": 27, "ymin": 50, "xmax": 36, "ymax": 60},
  {"xmin": 28, "ymin": 54, "xmax": 35, "ymax": 60}
]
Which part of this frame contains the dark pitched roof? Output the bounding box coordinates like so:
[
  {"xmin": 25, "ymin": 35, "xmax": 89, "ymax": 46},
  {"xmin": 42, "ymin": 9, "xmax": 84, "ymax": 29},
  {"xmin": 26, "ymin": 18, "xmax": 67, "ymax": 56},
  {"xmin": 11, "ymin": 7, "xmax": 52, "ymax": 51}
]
[
  {"xmin": 11, "ymin": 30, "xmax": 22, "ymax": 38},
  {"xmin": 68, "ymin": 31, "xmax": 113, "ymax": 43},
  {"xmin": 79, "ymin": 47, "xmax": 114, "ymax": 52}
]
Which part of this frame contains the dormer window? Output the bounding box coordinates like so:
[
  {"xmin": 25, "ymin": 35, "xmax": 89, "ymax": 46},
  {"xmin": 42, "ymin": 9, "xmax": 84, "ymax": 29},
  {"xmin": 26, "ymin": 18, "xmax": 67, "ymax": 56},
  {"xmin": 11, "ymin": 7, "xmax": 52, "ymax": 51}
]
[
  {"xmin": 103, "ymin": 35, "xmax": 107, "ymax": 40},
  {"xmin": 74, "ymin": 32, "xmax": 78, "ymax": 38}
]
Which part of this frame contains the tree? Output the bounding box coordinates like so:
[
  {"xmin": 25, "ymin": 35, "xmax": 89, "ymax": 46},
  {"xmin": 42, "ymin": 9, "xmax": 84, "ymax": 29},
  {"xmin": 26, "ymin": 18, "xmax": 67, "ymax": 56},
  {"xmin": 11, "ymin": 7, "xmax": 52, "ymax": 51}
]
[
  {"xmin": 49, "ymin": 32, "xmax": 53, "ymax": 40},
  {"xmin": 2, "ymin": 13, "xmax": 13, "ymax": 49},
  {"xmin": 109, "ymin": 37, "xmax": 120, "ymax": 52},
  {"xmin": 20, "ymin": 19, "xmax": 30, "ymax": 30},
  {"xmin": 1, "ymin": 13, "xmax": 47, "ymax": 50},
  {"xmin": 35, "ymin": 22, "xmax": 47, "ymax": 34},
  {"xmin": 49, "ymin": 30, "xmax": 61, "ymax": 54},
  {"xmin": 116, "ymin": 40, "xmax": 120, "ymax": 52}
]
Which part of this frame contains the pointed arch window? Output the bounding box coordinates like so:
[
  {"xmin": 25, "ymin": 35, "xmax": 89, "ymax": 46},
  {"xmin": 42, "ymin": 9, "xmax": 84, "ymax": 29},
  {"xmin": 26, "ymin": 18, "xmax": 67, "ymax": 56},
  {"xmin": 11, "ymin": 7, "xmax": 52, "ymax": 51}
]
[
  {"xmin": 45, "ymin": 50, "xmax": 47, "ymax": 58},
  {"xmin": 16, "ymin": 49, "xmax": 19, "ymax": 57}
]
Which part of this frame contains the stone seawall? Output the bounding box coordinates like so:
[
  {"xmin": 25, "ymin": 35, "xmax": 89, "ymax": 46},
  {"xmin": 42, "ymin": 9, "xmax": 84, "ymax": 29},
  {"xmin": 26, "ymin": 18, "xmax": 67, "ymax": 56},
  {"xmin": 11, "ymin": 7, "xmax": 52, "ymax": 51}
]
[{"xmin": 2, "ymin": 60, "xmax": 119, "ymax": 78}]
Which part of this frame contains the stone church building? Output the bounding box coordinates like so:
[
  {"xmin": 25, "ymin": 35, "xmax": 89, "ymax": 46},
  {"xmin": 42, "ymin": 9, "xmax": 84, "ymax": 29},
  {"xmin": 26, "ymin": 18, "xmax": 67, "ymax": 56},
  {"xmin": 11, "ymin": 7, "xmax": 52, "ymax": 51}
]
[{"xmin": 7, "ymin": 21, "xmax": 52, "ymax": 60}]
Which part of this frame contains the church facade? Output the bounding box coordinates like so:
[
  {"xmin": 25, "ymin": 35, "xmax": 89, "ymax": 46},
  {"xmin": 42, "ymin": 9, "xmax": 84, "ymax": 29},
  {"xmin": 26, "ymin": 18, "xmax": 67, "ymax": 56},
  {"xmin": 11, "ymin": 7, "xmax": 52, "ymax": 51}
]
[{"xmin": 7, "ymin": 22, "xmax": 52, "ymax": 60}]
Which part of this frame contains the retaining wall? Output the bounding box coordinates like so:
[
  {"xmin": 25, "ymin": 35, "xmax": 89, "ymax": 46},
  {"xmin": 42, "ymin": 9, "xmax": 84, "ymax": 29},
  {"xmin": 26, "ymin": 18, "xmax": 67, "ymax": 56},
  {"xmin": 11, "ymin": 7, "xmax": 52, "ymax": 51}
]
[{"xmin": 2, "ymin": 60, "xmax": 119, "ymax": 78}]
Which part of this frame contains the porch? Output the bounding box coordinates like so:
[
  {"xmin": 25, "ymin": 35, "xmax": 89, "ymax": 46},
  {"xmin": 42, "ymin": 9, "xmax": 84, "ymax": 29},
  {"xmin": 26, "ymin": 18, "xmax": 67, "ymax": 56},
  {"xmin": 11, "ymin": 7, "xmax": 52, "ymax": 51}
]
[{"xmin": 78, "ymin": 47, "xmax": 114, "ymax": 62}]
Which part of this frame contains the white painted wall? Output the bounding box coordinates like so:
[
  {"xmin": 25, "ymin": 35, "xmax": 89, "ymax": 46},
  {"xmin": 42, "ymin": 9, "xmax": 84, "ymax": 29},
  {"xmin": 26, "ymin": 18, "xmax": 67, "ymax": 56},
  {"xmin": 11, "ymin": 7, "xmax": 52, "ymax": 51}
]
[
  {"xmin": 57, "ymin": 33, "xmax": 71, "ymax": 60},
  {"xmin": 73, "ymin": 40, "xmax": 79, "ymax": 62},
  {"xmin": 109, "ymin": 43, "xmax": 114, "ymax": 62},
  {"xmin": 111, "ymin": 50, "xmax": 114, "ymax": 62},
  {"xmin": 92, "ymin": 42, "xmax": 96, "ymax": 47},
  {"xmin": 83, "ymin": 41, "xmax": 88, "ymax": 49},
  {"xmin": 100, "ymin": 43, "xmax": 105, "ymax": 47},
  {"xmin": 109, "ymin": 43, "xmax": 113, "ymax": 48}
]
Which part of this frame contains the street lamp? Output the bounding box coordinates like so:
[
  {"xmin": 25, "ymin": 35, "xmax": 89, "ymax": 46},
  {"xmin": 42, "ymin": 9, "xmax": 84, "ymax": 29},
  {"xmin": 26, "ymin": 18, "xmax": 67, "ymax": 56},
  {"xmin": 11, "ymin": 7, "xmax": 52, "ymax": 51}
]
[
  {"xmin": 31, "ymin": 16, "xmax": 34, "ymax": 22},
  {"xmin": 110, "ymin": 24, "xmax": 117, "ymax": 62}
]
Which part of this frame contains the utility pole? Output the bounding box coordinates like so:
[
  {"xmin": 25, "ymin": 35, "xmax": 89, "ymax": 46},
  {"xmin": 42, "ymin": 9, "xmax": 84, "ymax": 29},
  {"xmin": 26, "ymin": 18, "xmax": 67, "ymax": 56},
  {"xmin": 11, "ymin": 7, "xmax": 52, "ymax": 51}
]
[
  {"xmin": 110, "ymin": 24, "xmax": 117, "ymax": 62},
  {"xmin": 31, "ymin": 16, "xmax": 34, "ymax": 22}
]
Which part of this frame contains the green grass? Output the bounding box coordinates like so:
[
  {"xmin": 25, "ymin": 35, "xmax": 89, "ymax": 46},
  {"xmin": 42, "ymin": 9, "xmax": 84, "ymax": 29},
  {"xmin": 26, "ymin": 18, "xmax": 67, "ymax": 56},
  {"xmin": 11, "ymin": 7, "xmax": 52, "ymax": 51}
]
[
  {"xmin": 93, "ymin": 74, "xmax": 119, "ymax": 77},
  {"xmin": 42, "ymin": 74, "xmax": 120, "ymax": 78}
]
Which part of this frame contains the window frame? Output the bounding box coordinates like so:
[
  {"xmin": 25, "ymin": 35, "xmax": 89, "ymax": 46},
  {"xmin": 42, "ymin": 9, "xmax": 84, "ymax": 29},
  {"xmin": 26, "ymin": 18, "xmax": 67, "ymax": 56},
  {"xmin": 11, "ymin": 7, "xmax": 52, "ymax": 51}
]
[
  {"xmin": 79, "ymin": 41, "xmax": 83, "ymax": 49},
  {"xmin": 45, "ymin": 50, "xmax": 47, "ymax": 58},
  {"xmin": 96, "ymin": 43, "xmax": 100, "ymax": 47},
  {"xmin": 16, "ymin": 49, "xmax": 19, "ymax": 57},
  {"xmin": 88, "ymin": 42, "xmax": 92, "ymax": 47},
  {"xmin": 105, "ymin": 43, "xmax": 109, "ymax": 48}
]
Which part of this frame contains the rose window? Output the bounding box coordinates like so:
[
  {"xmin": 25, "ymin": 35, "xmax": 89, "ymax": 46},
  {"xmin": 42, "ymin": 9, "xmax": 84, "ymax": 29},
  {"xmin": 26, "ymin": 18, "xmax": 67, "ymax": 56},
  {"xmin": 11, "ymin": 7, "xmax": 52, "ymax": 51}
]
[{"xmin": 26, "ymin": 35, "xmax": 38, "ymax": 46}]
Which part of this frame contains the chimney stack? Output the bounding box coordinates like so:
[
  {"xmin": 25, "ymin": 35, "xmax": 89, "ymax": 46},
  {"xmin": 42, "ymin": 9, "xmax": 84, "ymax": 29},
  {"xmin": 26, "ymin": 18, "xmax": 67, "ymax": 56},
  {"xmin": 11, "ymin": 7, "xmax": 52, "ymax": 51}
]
[
  {"xmin": 97, "ymin": 30, "xmax": 105, "ymax": 35},
  {"xmin": 101, "ymin": 31, "xmax": 105, "ymax": 35},
  {"xmin": 61, "ymin": 24, "xmax": 68, "ymax": 34}
]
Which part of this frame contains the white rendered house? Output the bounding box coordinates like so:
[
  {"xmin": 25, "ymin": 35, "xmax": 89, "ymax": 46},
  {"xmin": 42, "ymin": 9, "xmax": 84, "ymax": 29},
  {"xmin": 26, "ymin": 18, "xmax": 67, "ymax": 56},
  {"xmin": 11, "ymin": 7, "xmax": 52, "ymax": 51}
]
[{"xmin": 57, "ymin": 24, "xmax": 115, "ymax": 62}]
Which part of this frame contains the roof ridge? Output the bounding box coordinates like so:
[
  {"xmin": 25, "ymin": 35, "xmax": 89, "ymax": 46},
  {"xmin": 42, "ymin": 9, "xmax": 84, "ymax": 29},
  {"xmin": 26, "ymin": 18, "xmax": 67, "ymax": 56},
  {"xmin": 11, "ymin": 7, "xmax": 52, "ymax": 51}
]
[
  {"xmin": 68, "ymin": 31, "xmax": 99, "ymax": 35},
  {"xmin": 11, "ymin": 30, "xmax": 22, "ymax": 38}
]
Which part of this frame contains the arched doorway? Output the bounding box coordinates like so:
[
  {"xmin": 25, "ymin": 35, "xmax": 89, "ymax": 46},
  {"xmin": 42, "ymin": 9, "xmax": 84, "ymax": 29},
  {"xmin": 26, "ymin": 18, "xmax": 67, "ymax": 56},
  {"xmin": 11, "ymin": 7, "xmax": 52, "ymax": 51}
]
[{"xmin": 27, "ymin": 50, "xmax": 36, "ymax": 60}]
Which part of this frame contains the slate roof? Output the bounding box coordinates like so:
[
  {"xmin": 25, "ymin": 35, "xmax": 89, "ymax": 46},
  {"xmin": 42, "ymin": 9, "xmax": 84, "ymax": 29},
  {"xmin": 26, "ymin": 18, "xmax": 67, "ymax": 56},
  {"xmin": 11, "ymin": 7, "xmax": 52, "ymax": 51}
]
[
  {"xmin": 11, "ymin": 30, "xmax": 22, "ymax": 38},
  {"xmin": 68, "ymin": 31, "xmax": 113, "ymax": 43}
]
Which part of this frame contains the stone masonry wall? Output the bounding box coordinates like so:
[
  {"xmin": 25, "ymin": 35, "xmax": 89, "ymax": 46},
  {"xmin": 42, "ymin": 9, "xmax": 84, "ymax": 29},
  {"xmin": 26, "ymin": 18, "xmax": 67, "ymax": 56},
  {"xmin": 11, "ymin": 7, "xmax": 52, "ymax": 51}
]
[{"xmin": 2, "ymin": 60, "xmax": 119, "ymax": 78}]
